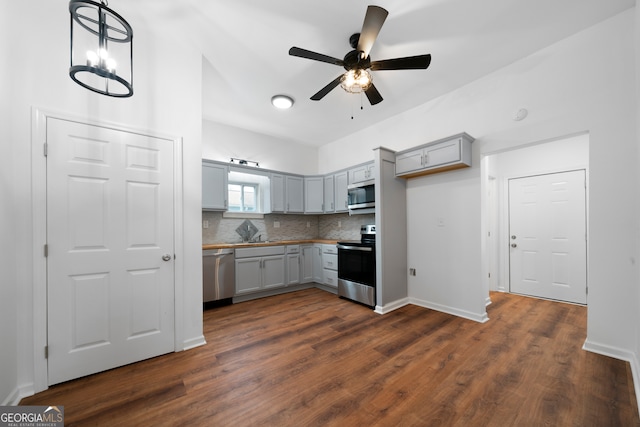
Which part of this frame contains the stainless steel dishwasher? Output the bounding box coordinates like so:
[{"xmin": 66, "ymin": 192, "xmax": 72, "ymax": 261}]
[{"xmin": 203, "ymin": 248, "xmax": 235, "ymax": 306}]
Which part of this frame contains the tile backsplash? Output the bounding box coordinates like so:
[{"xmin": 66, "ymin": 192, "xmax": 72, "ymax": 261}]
[{"xmin": 202, "ymin": 212, "xmax": 375, "ymax": 244}]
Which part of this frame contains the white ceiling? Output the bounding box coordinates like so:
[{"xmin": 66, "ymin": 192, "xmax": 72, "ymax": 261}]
[{"xmin": 133, "ymin": 0, "xmax": 634, "ymax": 147}]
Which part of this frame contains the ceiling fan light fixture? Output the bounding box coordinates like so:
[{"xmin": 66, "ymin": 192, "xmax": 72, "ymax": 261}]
[
  {"xmin": 340, "ymin": 69, "xmax": 372, "ymax": 94},
  {"xmin": 271, "ymin": 94, "xmax": 294, "ymax": 109}
]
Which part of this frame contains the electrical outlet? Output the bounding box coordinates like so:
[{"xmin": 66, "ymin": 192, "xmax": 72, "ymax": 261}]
[
  {"xmin": 274, "ymin": 221, "xmax": 280, "ymax": 228},
  {"xmin": 338, "ymin": 221, "xmax": 342, "ymax": 228},
  {"xmin": 202, "ymin": 220, "xmax": 209, "ymax": 229}
]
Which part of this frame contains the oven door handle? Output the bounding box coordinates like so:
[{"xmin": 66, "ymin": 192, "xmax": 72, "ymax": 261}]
[{"xmin": 337, "ymin": 244, "xmax": 373, "ymax": 252}]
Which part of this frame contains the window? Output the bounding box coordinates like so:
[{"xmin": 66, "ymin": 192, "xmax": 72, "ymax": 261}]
[{"xmin": 228, "ymin": 183, "xmax": 258, "ymax": 212}]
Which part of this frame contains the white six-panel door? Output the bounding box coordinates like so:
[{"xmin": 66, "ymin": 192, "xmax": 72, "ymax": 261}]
[
  {"xmin": 46, "ymin": 118, "xmax": 175, "ymax": 385},
  {"xmin": 508, "ymin": 170, "xmax": 587, "ymax": 304}
]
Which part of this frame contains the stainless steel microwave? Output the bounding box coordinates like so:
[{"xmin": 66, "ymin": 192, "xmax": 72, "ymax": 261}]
[{"xmin": 347, "ymin": 179, "xmax": 375, "ymax": 213}]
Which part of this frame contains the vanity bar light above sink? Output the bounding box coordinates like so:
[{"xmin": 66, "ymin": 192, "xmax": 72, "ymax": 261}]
[{"xmin": 230, "ymin": 158, "xmax": 260, "ymax": 168}]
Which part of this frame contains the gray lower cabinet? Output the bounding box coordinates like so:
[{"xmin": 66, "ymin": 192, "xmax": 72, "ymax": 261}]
[
  {"xmin": 235, "ymin": 246, "xmax": 285, "ymax": 294},
  {"xmin": 301, "ymin": 245, "xmax": 314, "ymax": 283},
  {"xmin": 234, "ymin": 243, "xmax": 336, "ymax": 295},
  {"xmin": 312, "ymin": 244, "xmax": 324, "ymax": 283},
  {"xmin": 286, "ymin": 245, "xmax": 301, "ymax": 285},
  {"xmin": 322, "ymin": 244, "xmax": 338, "ymax": 288}
]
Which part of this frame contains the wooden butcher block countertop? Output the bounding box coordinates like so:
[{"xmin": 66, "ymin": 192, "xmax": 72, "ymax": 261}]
[{"xmin": 203, "ymin": 239, "xmax": 339, "ymax": 250}]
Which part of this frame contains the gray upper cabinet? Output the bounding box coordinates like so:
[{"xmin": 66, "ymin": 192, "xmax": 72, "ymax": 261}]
[
  {"xmin": 286, "ymin": 175, "xmax": 304, "ymax": 213},
  {"xmin": 395, "ymin": 133, "xmax": 474, "ymax": 178},
  {"xmin": 334, "ymin": 171, "xmax": 349, "ymax": 213},
  {"xmin": 305, "ymin": 176, "xmax": 324, "ymax": 213},
  {"xmin": 271, "ymin": 173, "xmax": 304, "ymax": 213},
  {"xmin": 202, "ymin": 160, "xmax": 228, "ymax": 211},
  {"xmin": 322, "ymin": 171, "xmax": 348, "ymax": 213},
  {"xmin": 349, "ymin": 162, "xmax": 375, "ymax": 184},
  {"xmin": 323, "ymin": 175, "xmax": 335, "ymax": 213},
  {"xmin": 271, "ymin": 173, "xmax": 285, "ymax": 212}
]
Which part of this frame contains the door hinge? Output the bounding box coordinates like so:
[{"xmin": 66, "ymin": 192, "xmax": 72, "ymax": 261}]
[
  {"xmin": 43, "ymin": 143, "xmax": 48, "ymax": 157},
  {"xmin": 488, "ymin": 272, "xmax": 491, "ymax": 278},
  {"xmin": 44, "ymin": 244, "xmax": 48, "ymax": 257},
  {"xmin": 44, "ymin": 345, "xmax": 48, "ymax": 359}
]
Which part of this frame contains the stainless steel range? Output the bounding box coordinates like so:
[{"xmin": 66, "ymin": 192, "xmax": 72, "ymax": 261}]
[{"xmin": 337, "ymin": 225, "xmax": 376, "ymax": 308}]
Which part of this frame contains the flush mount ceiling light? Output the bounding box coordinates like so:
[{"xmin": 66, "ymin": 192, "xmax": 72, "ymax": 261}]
[
  {"xmin": 69, "ymin": 0, "xmax": 134, "ymax": 97},
  {"xmin": 340, "ymin": 69, "xmax": 372, "ymax": 94},
  {"xmin": 271, "ymin": 95, "xmax": 294, "ymax": 109}
]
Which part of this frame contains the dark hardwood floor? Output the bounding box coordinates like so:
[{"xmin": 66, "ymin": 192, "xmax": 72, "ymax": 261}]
[{"xmin": 21, "ymin": 288, "xmax": 639, "ymax": 426}]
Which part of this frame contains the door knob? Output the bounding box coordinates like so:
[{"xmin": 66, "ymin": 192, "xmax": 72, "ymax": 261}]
[
  {"xmin": 511, "ymin": 235, "xmax": 517, "ymax": 240},
  {"xmin": 162, "ymin": 254, "xmax": 172, "ymax": 261},
  {"xmin": 511, "ymin": 243, "xmax": 517, "ymax": 248}
]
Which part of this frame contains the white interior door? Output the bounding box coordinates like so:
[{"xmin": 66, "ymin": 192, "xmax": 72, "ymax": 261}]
[
  {"xmin": 46, "ymin": 118, "xmax": 175, "ymax": 385},
  {"xmin": 508, "ymin": 170, "xmax": 587, "ymax": 304}
]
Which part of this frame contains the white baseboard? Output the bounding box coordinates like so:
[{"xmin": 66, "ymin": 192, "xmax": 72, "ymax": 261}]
[
  {"xmin": 631, "ymin": 353, "xmax": 640, "ymax": 418},
  {"xmin": 409, "ymin": 297, "xmax": 489, "ymax": 323},
  {"xmin": 2, "ymin": 384, "xmax": 32, "ymax": 406},
  {"xmin": 182, "ymin": 335, "xmax": 206, "ymax": 351},
  {"xmin": 583, "ymin": 338, "xmax": 640, "ymax": 416},
  {"xmin": 374, "ymin": 297, "xmax": 410, "ymax": 315}
]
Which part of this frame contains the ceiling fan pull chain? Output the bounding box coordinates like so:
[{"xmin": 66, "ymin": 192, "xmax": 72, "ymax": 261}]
[{"xmin": 350, "ymin": 95, "xmax": 354, "ymax": 120}]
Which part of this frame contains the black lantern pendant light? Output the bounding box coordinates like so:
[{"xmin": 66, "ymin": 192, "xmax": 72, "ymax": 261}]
[{"xmin": 69, "ymin": 0, "xmax": 133, "ymax": 97}]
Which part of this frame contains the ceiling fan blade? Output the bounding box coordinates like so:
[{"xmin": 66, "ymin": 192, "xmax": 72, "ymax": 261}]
[
  {"xmin": 289, "ymin": 47, "xmax": 344, "ymax": 67},
  {"xmin": 370, "ymin": 54, "xmax": 432, "ymax": 71},
  {"xmin": 310, "ymin": 75, "xmax": 343, "ymax": 101},
  {"xmin": 365, "ymin": 83, "xmax": 383, "ymax": 105},
  {"xmin": 357, "ymin": 6, "xmax": 389, "ymax": 59}
]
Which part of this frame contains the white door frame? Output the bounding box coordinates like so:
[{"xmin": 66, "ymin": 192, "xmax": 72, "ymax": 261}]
[
  {"xmin": 480, "ymin": 133, "xmax": 590, "ymax": 303},
  {"xmin": 30, "ymin": 108, "xmax": 185, "ymax": 393}
]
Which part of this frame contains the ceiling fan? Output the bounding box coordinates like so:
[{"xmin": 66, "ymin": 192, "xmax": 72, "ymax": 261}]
[{"xmin": 289, "ymin": 5, "xmax": 431, "ymax": 105}]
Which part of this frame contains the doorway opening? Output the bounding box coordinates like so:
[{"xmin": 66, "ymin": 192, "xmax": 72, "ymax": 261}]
[{"xmin": 482, "ymin": 133, "xmax": 589, "ymax": 305}]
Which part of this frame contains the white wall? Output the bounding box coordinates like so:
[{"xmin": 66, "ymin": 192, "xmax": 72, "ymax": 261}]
[
  {"xmin": 0, "ymin": 1, "xmax": 18, "ymax": 405},
  {"xmin": 0, "ymin": 1, "xmax": 204, "ymax": 403},
  {"xmin": 634, "ymin": 0, "xmax": 640, "ymax": 400},
  {"xmin": 320, "ymin": 9, "xmax": 638, "ymax": 359},
  {"xmin": 202, "ymin": 120, "xmax": 319, "ymax": 175}
]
